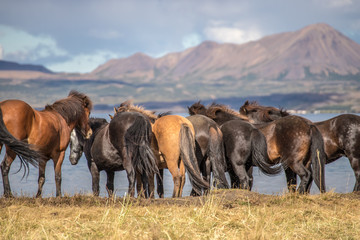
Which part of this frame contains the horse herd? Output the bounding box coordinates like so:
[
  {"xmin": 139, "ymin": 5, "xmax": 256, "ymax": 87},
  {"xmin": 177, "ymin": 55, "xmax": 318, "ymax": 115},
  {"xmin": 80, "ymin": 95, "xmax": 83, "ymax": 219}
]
[{"xmin": 1, "ymin": 90, "xmax": 360, "ymax": 198}]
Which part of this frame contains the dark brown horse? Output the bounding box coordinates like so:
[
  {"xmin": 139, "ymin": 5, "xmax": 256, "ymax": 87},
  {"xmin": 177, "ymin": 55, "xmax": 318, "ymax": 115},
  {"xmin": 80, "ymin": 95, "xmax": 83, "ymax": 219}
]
[
  {"xmin": 0, "ymin": 90, "xmax": 93, "ymax": 197},
  {"xmin": 115, "ymin": 102, "xmax": 209, "ymax": 198},
  {"xmin": 239, "ymin": 101, "xmax": 327, "ymax": 193},
  {"xmin": 240, "ymin": 101, "xmax": 360, "ymax": 191},
  {"xmin": 188, "ymin": 102, "xmax": 282, "ymax": 190},
  {"xmin": 186, "ymin": 114, "xmax": 229, "ymax": 195},
  {"xmin": 69, "ymin": 112, "xmax": 158, "ymax": 198}
]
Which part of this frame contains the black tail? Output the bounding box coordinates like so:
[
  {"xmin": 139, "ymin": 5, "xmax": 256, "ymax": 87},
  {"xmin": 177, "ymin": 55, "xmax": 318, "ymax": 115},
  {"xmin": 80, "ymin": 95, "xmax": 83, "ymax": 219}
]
[
  {"xmin": 310, "ymin": 125, "xmax": 326, "ymax": 193},
  {"xmin": 251, "ymin": 129, "xmax": 282, "ymax": 175},
  {"xmin": 180, "ymin": 124, "xmax": 210, "ymax": 195},
  {"xmin": 0, "ymin": 107, "xmax": 43, "ymax": 168},
  {"xmin": 125, "ymin": 115, "xmax": 159, "ymax": 180},
  {"xmin": 208, "ymin": 127, "xmax": 229, "ymax": 189}
]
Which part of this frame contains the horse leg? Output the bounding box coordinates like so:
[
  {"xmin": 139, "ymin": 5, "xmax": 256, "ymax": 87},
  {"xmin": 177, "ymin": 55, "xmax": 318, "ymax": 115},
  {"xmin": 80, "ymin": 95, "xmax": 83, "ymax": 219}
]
[
  {"xmin": 121, "ymin": 147, "xmax": 136, "ymax": 197},
  {"xmin": 291, "ymin": 161, "xmax": 312, "ymax": 194},
  {"xmin": 90, "ymin": 161, "xmax": 100, "ymax": 196},
  {"xmin": 285, "ymin": 168, "xmax": 297, "ymax": 193},
  {"xmin": 348, "ymin": 156, "xmax": 360, "ymax": 192},
  {"xmin": 246, "ymin": 165, "xmax": 253, "ymax": 191},
  {"xmin": 52, "ymin": 151, "xmax": 66, "ymax": 197},
  {"xmin": 1, "ymin": 148, "xmax": 16, "ymax": 198},
  {"xmin": 166, "ymin": 159, "xmax": 182, "ymax": 198},
  {"xmin": 178, "ymin": 160, "xmax": 186, "ymax": 197},
  {"xmin": 228, "ymin": 166, "xmax": 240, "ymax": 188},
  {"xmin": 36, "ymin": 159, "xmax": 47, "ymax": 198},
  {"xmin": 106, "ymin": 170, "xmax": 115, "ymax": 197},
  {"xmin": 156, "ymin": 169, "xmax": 164, "ymax": 198},
  {"xmin": 229, "ymin": 151, "xmax": 251, "ymax": 190}
]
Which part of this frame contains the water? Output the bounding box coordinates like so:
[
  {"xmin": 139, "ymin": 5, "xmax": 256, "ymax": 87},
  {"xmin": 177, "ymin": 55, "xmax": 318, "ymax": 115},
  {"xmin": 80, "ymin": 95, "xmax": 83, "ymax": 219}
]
[{"xmin": 0, "ymin": 113, "xmax": 356, "ymax": 197}]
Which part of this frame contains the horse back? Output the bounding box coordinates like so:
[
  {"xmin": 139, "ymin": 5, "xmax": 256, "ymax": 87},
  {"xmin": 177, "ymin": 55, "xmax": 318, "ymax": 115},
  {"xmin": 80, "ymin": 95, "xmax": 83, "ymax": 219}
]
[{"xmin": 153, "ymin": 115, "xmax": 195, "ymax": 159}]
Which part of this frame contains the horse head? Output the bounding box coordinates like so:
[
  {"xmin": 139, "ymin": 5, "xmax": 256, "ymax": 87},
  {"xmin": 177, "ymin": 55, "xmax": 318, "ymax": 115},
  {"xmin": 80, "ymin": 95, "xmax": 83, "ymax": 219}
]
[
  {"xmin": 68, "ymin": 90, "xmax": 93, "ymax": 139},
  {"xmin": 188, "ymin": 101, "xmax": 207, "ymax": 116},
  {"xmin": 69, "ymin": 128, "xmax": 84, "ymax": 165},
  {"xmin": 239, "ymin": 100, "xmax": 289, "ymax": 124}
]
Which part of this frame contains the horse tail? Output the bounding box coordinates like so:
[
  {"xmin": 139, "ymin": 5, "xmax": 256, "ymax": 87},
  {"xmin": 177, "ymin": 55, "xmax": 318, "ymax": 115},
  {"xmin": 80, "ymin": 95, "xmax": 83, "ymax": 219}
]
[
  {"xmin": 310, "ymin": 125, "xmax": 326, "ymax": 193},
  {"xmin": 180, "ymin": 124, "xmax": 210, "ymax": 195},
  {"xmin": 0, "ymin": 107, "xmax": 43, "ymax": 168},
  {"xmin": 251, "ymin": 129, "xmax": 282, "ymax": 175},
  {"xmin": 208, "ymin": 127, "xmax": 229, "ymax": 189},
  {"xmin": 125, "ymin": 115, "xmax": 159, "ymax": 180}
]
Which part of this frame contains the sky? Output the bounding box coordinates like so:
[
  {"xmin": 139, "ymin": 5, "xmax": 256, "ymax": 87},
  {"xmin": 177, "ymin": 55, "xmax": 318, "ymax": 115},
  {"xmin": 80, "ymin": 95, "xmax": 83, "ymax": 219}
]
[{"xmin": 0, "ymin": 0, "xmax": 359, "ymax": 73}]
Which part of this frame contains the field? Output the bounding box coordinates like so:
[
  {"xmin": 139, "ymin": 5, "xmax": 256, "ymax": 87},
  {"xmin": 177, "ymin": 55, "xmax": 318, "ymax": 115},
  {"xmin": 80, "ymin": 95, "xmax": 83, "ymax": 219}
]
[{"xmin": 1, "ymin": 189, "xmax": 360, "ymax": 239}]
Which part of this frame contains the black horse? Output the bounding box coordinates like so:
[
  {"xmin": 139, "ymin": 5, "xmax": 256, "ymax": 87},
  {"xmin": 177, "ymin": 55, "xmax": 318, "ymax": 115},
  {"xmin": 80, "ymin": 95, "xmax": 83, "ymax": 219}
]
[
  {"xmin": 188, "ymin": 102, "xmax": 282, "ymax": 190},
  {"xmin": 186, "ymin": 114, "xmax": 229, "ymax": 195},
  {"xmin": 69, "ymin": 113, "xmax": 158, "ymax": 197},
  {"xmin": 239, "ymin": 101, "xmax": 327, "ymax": 193},
  {"xmin": 240, "ymin": 101, "xmax": 360, "ymax": 192}
]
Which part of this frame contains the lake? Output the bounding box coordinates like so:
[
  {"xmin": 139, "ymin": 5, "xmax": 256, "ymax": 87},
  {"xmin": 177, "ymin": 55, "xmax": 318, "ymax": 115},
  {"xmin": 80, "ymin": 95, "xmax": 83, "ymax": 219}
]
[{"xmin": 0, "ymin": 113, "xmax": 357, "ymax": 197}]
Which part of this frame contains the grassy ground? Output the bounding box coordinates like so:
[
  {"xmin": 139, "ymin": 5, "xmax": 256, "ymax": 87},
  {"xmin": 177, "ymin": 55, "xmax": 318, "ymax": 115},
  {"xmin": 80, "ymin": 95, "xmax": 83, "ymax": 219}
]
[{"xmin": 1, "ymin": 189, "xmax": 360, "ymax": 239}]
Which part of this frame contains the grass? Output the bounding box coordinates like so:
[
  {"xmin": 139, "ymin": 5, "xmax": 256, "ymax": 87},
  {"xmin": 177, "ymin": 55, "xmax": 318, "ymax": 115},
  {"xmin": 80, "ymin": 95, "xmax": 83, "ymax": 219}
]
[{"xmin": 1, "ymin": 190, "xmax": 360, "ymax": 239}]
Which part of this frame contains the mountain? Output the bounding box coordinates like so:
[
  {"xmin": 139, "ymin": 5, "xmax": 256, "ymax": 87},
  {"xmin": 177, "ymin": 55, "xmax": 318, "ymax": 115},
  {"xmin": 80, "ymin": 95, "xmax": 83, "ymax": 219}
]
[
  {"xmin": 0, "ymin": 60, "xmax": 53, "ymax": 73},
  {"xmin": 1, "ymin": 23, "xmax": 360, "ymax": 112},
  {"xmin": 90, "ymin": 23, "xmax": 360, "ymax": 81}
]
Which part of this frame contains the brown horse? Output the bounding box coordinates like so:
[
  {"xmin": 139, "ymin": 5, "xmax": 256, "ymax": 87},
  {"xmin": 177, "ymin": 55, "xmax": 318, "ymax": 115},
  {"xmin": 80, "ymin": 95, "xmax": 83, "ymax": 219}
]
[
  {"xmin": 239, "ymin": 101, "xmax": 327, "ymax": 193},
  {"xmin": 0, "ymin": 90, "xmax": 93, "ymax": 197},
  {"xmin": 240, "ymin": 101, "xmax": 360, "ymax": 192},
  {"xmin": 115, "ymin": 102, "xmax": 209, "ymax": 198}
]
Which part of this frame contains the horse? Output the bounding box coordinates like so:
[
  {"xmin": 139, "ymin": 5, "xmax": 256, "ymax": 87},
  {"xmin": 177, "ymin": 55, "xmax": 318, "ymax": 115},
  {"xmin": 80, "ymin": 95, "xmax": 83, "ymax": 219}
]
[
  {"xmin": 115, "ymin": 101, "xmax": 209, "ymax": 198},
  {"xmin": 240, "ymin": 101, "xmax": 360, "ymax": 192},
  {"xmin": 186, "ymin": 114, "xmax": 229, "ymax": 195},
  {"xmin": 188, "ymin": 102, "xmax": 282, "ymax": 190},
  {"xmin": 0, "ymin": 90, "xmax": 93, "ymax": 197},
  {"xmin": 239, "ymin": 101, "xmax": 327, "ymax": 193},
  {"xmin": 69, "ymin": 110, "xmax": 158, "ymax": 198}
]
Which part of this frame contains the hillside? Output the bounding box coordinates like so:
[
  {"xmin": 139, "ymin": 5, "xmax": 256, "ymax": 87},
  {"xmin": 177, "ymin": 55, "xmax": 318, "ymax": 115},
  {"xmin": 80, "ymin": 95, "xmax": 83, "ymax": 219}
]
[
  {"xmin": 0, "ymin": 60, "xmax": 53, "ymax": 73},
  {"xmin": 90, "ymin": 23, "xmax": 360, "ymax": 82},
  {"xmin": 1, "ymin": 23, "xmax": 360, "ymax": 112}
]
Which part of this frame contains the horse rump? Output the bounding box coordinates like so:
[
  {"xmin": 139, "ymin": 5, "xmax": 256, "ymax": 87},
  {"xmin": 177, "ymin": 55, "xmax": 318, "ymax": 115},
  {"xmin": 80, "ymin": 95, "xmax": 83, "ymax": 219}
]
[
  {"xmin": 0, "ymin": 107, "xmax": 44, "ymax": 168},
  {"xmin": 251, "ymin": 129, "xmax": 282, "ymax": 175}
]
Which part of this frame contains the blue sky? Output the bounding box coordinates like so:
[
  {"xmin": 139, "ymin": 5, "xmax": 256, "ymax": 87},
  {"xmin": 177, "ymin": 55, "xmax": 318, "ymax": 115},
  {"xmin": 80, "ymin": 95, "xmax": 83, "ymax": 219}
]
[{"xmin": 0, "ymin": 0, "xmax": 359, "ymax": 73}]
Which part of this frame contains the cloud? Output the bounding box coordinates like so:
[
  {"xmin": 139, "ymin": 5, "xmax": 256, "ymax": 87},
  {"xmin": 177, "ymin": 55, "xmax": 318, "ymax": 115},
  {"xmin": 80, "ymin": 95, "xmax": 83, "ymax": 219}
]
[
  {"xmin": 0, "ymin": 44, "xmax": 3, "ymax": 59},
  {"xmin": 89, "ymin": 29, "xmax": 122, "ymax": 40},
  {"xmin": 182, "ymin": 33, "xmax": 202, "ymax": 49},
  {"xmin": 46, "ymin": 50, "xmax": 120, "ymax": 73},
  {"xmin": 0, "ymin": 25, "xmax": 67, "ymax": 62},
  {"xmin": 204, "ymin": 25, "xmax": 262, "ymax": 44}
]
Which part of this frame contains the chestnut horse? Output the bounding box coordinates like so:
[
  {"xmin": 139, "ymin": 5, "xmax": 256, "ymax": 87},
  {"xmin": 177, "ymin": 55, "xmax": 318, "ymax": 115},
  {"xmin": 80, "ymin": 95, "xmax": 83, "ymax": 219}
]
[
  {"xmin": 115, "ymin": 102, "xmax": 209, "ymax": 198},
  {"xmin": 240, "ymin": 101, "xmax": 360, "ymax": 191},
  {"xmin": 188, "ymin": 102, "xmax": 282, "ymax": 190},
  {"xmin": 0, "ymin": 90, "xmax": 93, "ymax": 197},
  {"xmin": 239, "ymin": 101, "xmax": 327, "ymax": 193}
]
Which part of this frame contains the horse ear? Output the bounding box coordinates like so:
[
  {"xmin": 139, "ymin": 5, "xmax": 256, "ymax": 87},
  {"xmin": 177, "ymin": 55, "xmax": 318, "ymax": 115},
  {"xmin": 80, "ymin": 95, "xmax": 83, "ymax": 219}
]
[
  {"xmin": 244, "ymin": 100, "xmax": 249, "ymax": 106},
  {"xmin": 114, "ymin": 107, "xmax": 118, "ymax": 113},
  {"xmin": 109, "ymin": 114, "xmax": 113, "ymax": 120}
]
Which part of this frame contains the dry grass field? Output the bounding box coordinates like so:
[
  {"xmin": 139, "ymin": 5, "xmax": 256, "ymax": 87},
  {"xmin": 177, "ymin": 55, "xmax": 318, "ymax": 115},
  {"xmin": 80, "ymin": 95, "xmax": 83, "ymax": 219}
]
[{"xmin": 1, "ymin": 189, "xmax": 360, "ymax": 239}]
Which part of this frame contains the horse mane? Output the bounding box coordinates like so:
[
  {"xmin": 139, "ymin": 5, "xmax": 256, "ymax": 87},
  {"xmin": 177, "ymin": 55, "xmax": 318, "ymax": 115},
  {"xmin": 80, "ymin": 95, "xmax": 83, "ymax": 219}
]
[
  {"xmin": 240, "ymin": 100, "xmax": 290, "ymax": 122},
  {"xmin": 115, "ymin": 100, "xmax": 158, "ymax": 123},
  {"xmin": 44, "ymin": 90, "xmax": 93, "ymax": 124},
  {"xmin": 206, "ymin": 103, "xmax": 245, "ymax": 119},
  {"xmin": 188, "ymin": 101, "xmax": 207, "ymax": 115}
]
